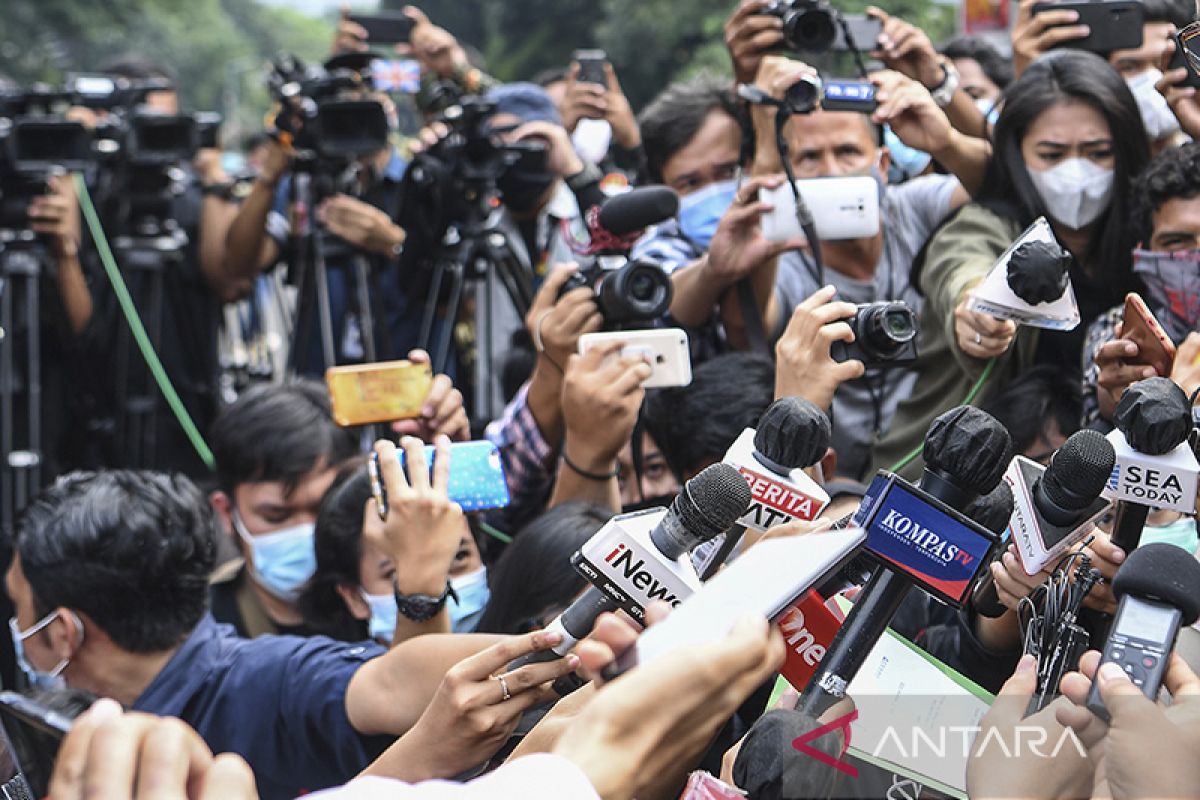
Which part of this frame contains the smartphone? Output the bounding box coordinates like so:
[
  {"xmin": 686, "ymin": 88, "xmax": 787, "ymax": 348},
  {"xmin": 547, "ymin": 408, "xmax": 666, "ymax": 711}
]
[
  {"xmin": 1122, "ymin": 292, "xmax": 1176, "ymax": 377},
  {"xmin": 348, "ymin": 12, "xmax": 415, "ymax": 44},
  {"xmin": 0, "ymin": 691, "xmax": 71, "ymax": 799},
  {"xmin": 760, "ymin": 176, "xmax": 881, "ymax": 243},
  {"xmin": 607, "ymin": 528, "xmax": 867, "ymax": 677},
  {"xmin": 574, "ymin": 49, "xmax": 608, "ymax": 86},
  {"xmin": 369, "ymin": 440, "xmax": 510, "ymax": 516},
  {"xmin": 1170, "ymin": 25, "xmax": 1200, "ymax": 89},
  {"xmin": 370, "ymin": 58, "xmax": 422, "ymax": 94},
  {"xmin": 832, "ymin": 15, "xmax": 883, "ymax": 52},
  {"xmin": 195, "ymin": 111, "xmax": 221, "ymax": 150},
  {"xmin": 326, "ymin": 360, "xmax": 433, "ymax": 427},
  {"xmin": 1031, "ymin": 0, "xmax": 1145, "ymax": 53},
  {"xmin": 577, "ymin": 328, "xmax": 693, "ymax": 389}
]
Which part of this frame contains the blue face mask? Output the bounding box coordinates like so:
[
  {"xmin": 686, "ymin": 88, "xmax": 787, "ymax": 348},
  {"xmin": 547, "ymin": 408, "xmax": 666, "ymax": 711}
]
[
  {"xmin": 9, "ymin": 611, "xmax": 82, "ymax": 691},
  {"xmin": 233, "ymin": 511, "xmax": 317, "ymax": 603},
  {"xmin": 975, "ymin": 97, "xmax": 1000, "ymax": 126},
  {"xmin": 448, "ymin": 567, "xmax": 490, "ymax": 633},
  {"xmin": 884, "ymin": 127, "xmax": 931, "ymax": 182},
  {"xmin": 1141, "ymin": 516, "xmax": 1200, "ymax": 554},
  {"xmin": 678, "ymin": 178, "xmax": 738, "ymax": 249},
  {"xmin": 361, "ymin": 591, "xmax": 398, "ymax": 643}
]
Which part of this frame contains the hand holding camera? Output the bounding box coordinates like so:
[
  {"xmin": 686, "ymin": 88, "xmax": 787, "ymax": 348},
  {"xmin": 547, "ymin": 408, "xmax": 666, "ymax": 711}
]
[
  {"xmin": 725, "ymin": 0, "xmax": 787, "ymax": 86},
  {"xmin": 867, "ymin": 6, "xmax": 943, "ymax": 89},
  {"xmin": 26, "ymin": 174, "xmax": 80, "ymax": 260},
  {"xmin": 316, "ymin": 194, "xmax": 406, "ymax": 258},
  {"xmin": 561, "ymin": 341, "xmax": 651, "ymax": 473},
  {"xmin": 774, "ymin": 285, "xmax": 865, "ymax": 411}
]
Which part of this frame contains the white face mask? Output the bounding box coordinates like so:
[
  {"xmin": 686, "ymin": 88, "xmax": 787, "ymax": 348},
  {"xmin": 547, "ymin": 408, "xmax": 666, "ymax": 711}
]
[
  {"xmin": 1126, "ymin": 68, "xmax": 1181, "ymax": 141},
  {"xmin": 572, "ymin": 118, "xmax": 613, "ymax": 165},
  {"xmin": 1027, "ymin": 158, "xmax": 1114, "ymax": 230}
]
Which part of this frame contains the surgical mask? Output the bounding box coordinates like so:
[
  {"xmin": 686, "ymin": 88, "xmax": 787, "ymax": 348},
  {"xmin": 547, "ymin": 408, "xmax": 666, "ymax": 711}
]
[
  {"xmin": 1027, "ymin": 158, "xmax": 1114, "ymax": 230},
  {"xmin": 448, "ymin": 566, "xmax": 490, "ymax": 632},
  {"xmin": 1141, "ymin": 515, "xmax": 1200, "ymax": 553},
  {"xmin": 10, "ymin": 611, "xmax": 82, "ymax": 691},
  {"xmin": 233, "ymin": 510, "xmax": 317, "ymax": 603},
  {"xmin": 678, "ymin": 178, "xmax": 738, "ymax": 249},
  {"xmin": 884, "ymin": 127, "xmax": 931, "ymax": 182},
  {"xmin": 974, "ymin": 97, "xmax": 1000, "ymax": 126},
  {"xmin": 572, "ymin": 118, "xmax": 613, "ymax": 165},
  {"xmin": 360, "ymin": 591, "xmax": 398, "ymax": 643},
  {"xmin": 1133, "ymin": 249, "xmax": 1200, "ymax": 342},
  {"xmin": 1127, "ymin": 68, "xmax": 1181, "ymax": 141}
]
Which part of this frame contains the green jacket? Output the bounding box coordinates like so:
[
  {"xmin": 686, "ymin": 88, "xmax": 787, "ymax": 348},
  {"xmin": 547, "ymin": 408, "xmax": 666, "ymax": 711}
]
[{"xmin": 870, "ymin": 203, "xmax": 1038, "ymax": 481}]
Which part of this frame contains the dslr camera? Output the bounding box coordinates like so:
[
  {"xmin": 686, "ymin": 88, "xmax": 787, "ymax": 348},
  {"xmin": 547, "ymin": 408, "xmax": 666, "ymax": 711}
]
[
  {"xmin": 558, "ymin": 259, "xmax": 673, "ymax": 327},
  {"xmin": 760, "ymin": 0, "xmax": 840, "ymax": 53},
  {"xmin": 831, "ymin": 301, "xmax": 918, "ymax": 367}
]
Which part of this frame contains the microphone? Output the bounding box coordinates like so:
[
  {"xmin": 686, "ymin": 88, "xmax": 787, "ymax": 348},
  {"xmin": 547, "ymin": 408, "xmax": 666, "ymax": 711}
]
[
  {"xmin": 965, "ymin": 480, "xmax": 1015, "ymax": 536},
  {"xmin": 698, "ymin": 397, "xmax": 832, "ymax": 580},
  {"xmin": 595, "ymin": 185, "xmax": 680, "ymax": 237},
  {"xmin": 731, "ymin": 708, "xmax": 847, "ymax": 800},
  {"xmin": 797, "ymin": 406, "xmax": 1012, "ymax": 715},
  {"xmin": 1085, "ymin": 542, "xmax": 1200, "ymax": 721},
  {"xmin": 510, "ymin": 462, "xmax": 751, "ymax": 668},
  {"xmin": 972, "ymin": 430, "xmax": 1116, "ymax": 618},
  {"xmin": 1104, "ymin": 377, "xmax": 1197, "ymax": 553},
  {"xmin": 1005, "ymin": 239, "xmax": 1071, "ymax": 305}
]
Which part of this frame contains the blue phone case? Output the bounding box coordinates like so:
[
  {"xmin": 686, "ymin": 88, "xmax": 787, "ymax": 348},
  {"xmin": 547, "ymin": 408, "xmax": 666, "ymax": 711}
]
[{"xmin": 381, "ymin": 441, "xmax": 510, "ymax": 513}]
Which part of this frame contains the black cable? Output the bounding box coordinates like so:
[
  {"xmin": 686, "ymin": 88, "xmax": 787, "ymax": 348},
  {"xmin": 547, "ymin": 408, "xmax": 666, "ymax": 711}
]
[{"xmin": 773, "ymin": 108, "xmax": 824, "ymax": 287}]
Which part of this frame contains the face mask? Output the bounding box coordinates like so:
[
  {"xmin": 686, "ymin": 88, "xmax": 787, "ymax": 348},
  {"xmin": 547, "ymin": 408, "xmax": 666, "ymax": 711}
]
[
  {"xmin": 10, "ymin": 611, "xmax": 82, "ymax": 691},
  {"xmin": 572, "ymin": 118, "xmax": 613, "ymax": 165},
  {"xmin": 360, "ymin": 591, "xmax": 398, "ymax": 643},
  {"xmin": 1133, "ymin": 249, "xmax": 1200, "ymax": 342},
  {"xmin": 975, "ymin": 97, "xmax": 1001, "ymax": 126},
  {"xmin": 499, "ymin": 143, "xmax": 556, "ymax": 214},
  {"xmin": 448, "ymin": 566, "xmax": 490, "ymax": 633},
  {"xmin": 233, "ymin": 510, "xmax": 317, "ymax": 603},
  {"xmin": 1027, "ymin": 158, "xmax": 1114, "ymax": 230},
  {"xmin": 884, "ymin": 127, "xmax": 931, "ymax": 182},
  {"xmin": 1126, "ymin": 68, "xmax": 1181, "ymax": 142},
  {"xmin": 678, "ymin": 178, "xmax": 738, "ymax": 249},
  {"xmin": 1141, "ymin": 515, "xmax": 1200, "ymax": 553}
]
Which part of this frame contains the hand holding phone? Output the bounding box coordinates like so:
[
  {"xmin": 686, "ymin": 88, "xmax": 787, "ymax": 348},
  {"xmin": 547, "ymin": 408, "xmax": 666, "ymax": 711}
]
[
  {"xmin": 574, "ymin": 49, "xmax": 609, "ymax": 86},
  {"xmin": 1030, "ymin": 0, "xmax": 1145, "ymax": 53},
  {"xmin": 577, "ymin": 328, "xmax": 692, "ymax": 389},
  {"xmin": 370, "ymin": 439, "xmax": 510, "ymax": 516},
  {"xmin": 326, "ymin": 360, "xmax": 433, "ymax": 427},
  {"xmin": 348, "ymin": 12, "xmax": 415, "ymax": 44},
  {"xmin": 1122, "ymin": 292, "xmax": 1176, "ymax": 377}
]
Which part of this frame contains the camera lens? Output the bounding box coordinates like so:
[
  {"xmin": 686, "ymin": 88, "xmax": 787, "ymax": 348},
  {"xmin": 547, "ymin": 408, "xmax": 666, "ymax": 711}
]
[
  {"xmin": 597, "ymin": 261, "xmax": 672, "ymax": 324},
  {"xmin": 782, "ymin": 4, "xmax": 837, "ymax": 53},
  {"xmin": 785, "ymin": 77, "xmax": 822, "ymax": 115},
  {"xmin": 859, "ymin": 302, "xmax": 916, "ymax": 357}
]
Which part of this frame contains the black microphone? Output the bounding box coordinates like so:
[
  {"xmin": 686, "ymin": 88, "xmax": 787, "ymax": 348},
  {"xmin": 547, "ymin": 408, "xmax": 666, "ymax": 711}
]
[
  {"xmin": 797, "ymin": 406, "xmax": 1012, "ymax": 715},
  {"xmin": 1108, "ymin": 377, "xmax": 1195, "ymax": 553},
  {"xmin": 510, "ymin": 462, "xmax": 751, "ymax": 668},
  {"xmin": 965, "ymin": 479, "xmax": 1015, "ymax": 536},
  {"xmin": 595, "ymin": 186, "xmax": 680, "ymax": 237},
  {"xmin": 731, "ymin": 708, "xmax": 846, "ymax": 800},
  {"xmin": 972, "ymin": 430, "xmax": 1115, "ymax": 618},
  {"xmin": 699, "ymin": 397, "xmax": 832, "ymax": 579},
  {"xmin": 1085, "ymin": 542, "xmax": 1200, "ymax": 721},
  {"xmin": 1005, "ymin": 239, "xmax": 1071, "ymax": 305}
]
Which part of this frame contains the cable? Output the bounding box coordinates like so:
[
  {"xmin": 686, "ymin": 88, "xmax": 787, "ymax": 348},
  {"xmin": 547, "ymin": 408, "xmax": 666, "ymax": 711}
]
[
  {"xmin": 886, "ymin": 357, "xmax": 997, "ymax": 473},
  {"xmin": 74, "ymin": 174, "xmax": 216, "ymax": 470}
]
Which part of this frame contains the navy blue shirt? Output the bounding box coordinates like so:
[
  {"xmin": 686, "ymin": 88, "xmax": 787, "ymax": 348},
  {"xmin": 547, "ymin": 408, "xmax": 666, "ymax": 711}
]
[{"xmin": 132, "ymin": 615, "xmax": 391, "ymax": 800}]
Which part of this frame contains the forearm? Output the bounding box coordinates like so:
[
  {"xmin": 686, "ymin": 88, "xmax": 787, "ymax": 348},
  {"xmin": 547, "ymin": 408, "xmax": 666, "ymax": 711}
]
[
  {"xmin": 719, "ymin": 255, "xmax": 780, "ymax": 350},
  {"xmin": 526, "ymin": 363, "xmax": 566, "ymax": 450},
  {"xmin": 346, "ymin": 633, "xmax": 505, "ymax": 736},
  {"xmin": 669, "ymin": 257, "xmax": 725, "ymax": 329},
  {"xmin": 199, "ymin": 196, "xmax": 245, "ymax": 302},
  {"xmin": 942, "ymin": 90, "xmax": 990, "ymax": 140},
  {"xmin": 549, "ymin": 439, "xmax": 620, "ymax": 513},
  {"xmin": 54, "ymin": 251, "xmax": 93, "ymax": 335},
  {"xmin": 750, "ymin": 108, "xmax": 782, "ymax": 176},
  {"xmin": 975, "ymin": 609, "xmax": 1022, "ymax": 652},
  {"xmin": 930, "ymin": 128, "xmax": 991, "ymax": 198},
  {"xmin": 224, "ymin": 180, "xmax": 278, "ymax": 281}
]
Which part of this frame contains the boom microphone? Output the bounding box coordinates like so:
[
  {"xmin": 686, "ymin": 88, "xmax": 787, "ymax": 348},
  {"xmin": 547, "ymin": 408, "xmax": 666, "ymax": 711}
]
[
  {"xmin": 510, "ymin": 463, "xmax": 751, "ymax": 667},
  {"xmin": 797, "ymin": 406, "xmax": 1012, "ymax": 715},
  {"xmin": 1085, "ymin": 542, "xmax": 1200, "ymax": 721},
  {"xmin": 595, "ymin": 186, "xmax": 680, "ymax": 237}
]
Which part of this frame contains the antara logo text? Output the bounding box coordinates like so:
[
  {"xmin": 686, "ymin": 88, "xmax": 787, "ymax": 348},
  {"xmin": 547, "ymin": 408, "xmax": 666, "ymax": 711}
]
[
  {"xmin": 603, "ymin": 543, "xmax": 682, "ymax": 606},
  {"xmin": 879, "ymin": 509, "xmax": 975, "ymax": 567}
]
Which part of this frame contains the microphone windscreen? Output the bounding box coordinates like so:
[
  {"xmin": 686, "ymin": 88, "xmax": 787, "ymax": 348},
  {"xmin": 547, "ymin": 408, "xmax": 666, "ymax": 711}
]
[
  {"xmin": 1114, "ymin": 377, "xmax": 1193, "ymax": 455},
  {"xmin": 1112, "ymin": 542, "xmax": 1200, "ymax": 624},
  {"xmin": 732, "ymin": 709, "xmax": 843, "ymax": 800},
  {"xmin": 1005, "ymin": 240, "xmax": 1070, "ymax": 305},
  {"xmin": 596, "ymin": 186, "xmax": 680, "ymax": 236},
  {"xmin": 922, "ymin": 406, "xmax": 1014, "ymax": 495},
  {"xmin": 1042, "ymin": 429, "xmax": 1116, "ymax": 511},
  {"xmin": 674, "ymin": 462, "xmax": 753, "ymax": 543},
  {"xmin": 754, "ymin": 398, "xmax": 832, "ymax": 470},
  {"xmin": 965, "ymin": 480, "xmax": 1015, "ymax": 535}
]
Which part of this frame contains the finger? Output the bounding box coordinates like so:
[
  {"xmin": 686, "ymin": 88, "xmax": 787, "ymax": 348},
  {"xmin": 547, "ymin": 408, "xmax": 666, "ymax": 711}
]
[
  {"xmin": 1162, "ymin": 652, "xmax": 1200, "ymax": 697},
  {"xmin": 969, "ymin": 311, "xmax": 1016, "ymax": 337},
  {"xmin": 812, "ymin": 301, "xmax": 861, "ymax": 326},
  {"xmin": 459, "ymin": 629, "xmax": 569, "ymax": 681},
  {"xmin": 49, "ymin": 699, "xmax": 124, "ymax": 800},
  {"xmin": 421, "ymin": 374, "xmax": 451, "ymax": 419},
  {"xmin": 401, "ymin": 435, "xmax": 431, "ymax": 492},
  {"xmin": 84, "ymin": 716, "xmax": 156, "ymax": 800},
  {"xmin": 1087, "ymin": 536, "xmax": 1126, "ymax": 572},
  {"xmin": 984, "ymin": 654, "xmax": 1039, "ymax": 731},
  {"xmin": 374, "ymin": 439, "xmax": 411, "ymax": 499},
  {"xmin": 1079, "ymin": 649, "xmax": 1103, "ymax": 679},
  {"xmin": 1054, "ymin": 701, "xmax": 1108, "ymax": 749},
  {"xmin": 1034, "ymin": 24, "xmax": 1091, "ymax": 48},
  {"xmin": 198, "ymin": 754, "xmax": 258, "ymax": 800},
  {"xmin": 134, "ymin": 717, "xmax": 214, "ymax": 800},
  {"xmin": 432, "ymin": 387, "xmax": 464, "ymax": 431},
  {"xmin": 1094, "ymin": 338, "xmax": 1139, "ymax": 366},
  {"xmin": 1096, "ymin": 660, "xmax": 1153, "ymax": 720},
  {"xmin": 579, "ymin": 338, "xmax": 624, "ymax": 365},
  {"xmin": 728, "ymin": 0, "xmax": 774, "ymax": 26},
  {"xmin": 576, "ymin": 612, "xmax": 643, "ymax": 681},
  {"xmin": 500, "ymin": 652, "xmax": 583, "ymax": 697},
  {"xmin": 797, "ymin": 284, "xmax": 839, "ymax": 312}
]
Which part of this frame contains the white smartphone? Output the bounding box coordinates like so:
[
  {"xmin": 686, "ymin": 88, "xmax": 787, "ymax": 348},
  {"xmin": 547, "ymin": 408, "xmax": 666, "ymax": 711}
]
[
  {"xmin": 610, "ymin": 527, "xmax": 867, "ymax": 675},
  {"xmin": 760, "ymin": 176, "xmax": 880, "ymax": 243},
  {"xmin": 578, "ymin": 328, "xmax": 692, "ymax": 388}
]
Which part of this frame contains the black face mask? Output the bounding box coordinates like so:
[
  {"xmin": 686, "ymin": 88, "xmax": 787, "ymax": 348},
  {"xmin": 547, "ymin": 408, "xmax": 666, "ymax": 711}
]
[
  {"xmin": 621, "ymin": 493, "xmax": 679, "ymax": 515},
  {"xmin": 498, "ymin": 140, "xmax": 554, "ymax": 213}
]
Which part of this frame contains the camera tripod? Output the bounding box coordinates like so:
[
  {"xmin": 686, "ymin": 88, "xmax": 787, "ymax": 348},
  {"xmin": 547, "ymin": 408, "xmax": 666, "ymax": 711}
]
[
  {"xmin": 0, "ymin": 232, "xmax": 48, "ymax": 533},
  {"xmin": 417, "ymin": 204, "xmax": 533, "ymax": 427}
]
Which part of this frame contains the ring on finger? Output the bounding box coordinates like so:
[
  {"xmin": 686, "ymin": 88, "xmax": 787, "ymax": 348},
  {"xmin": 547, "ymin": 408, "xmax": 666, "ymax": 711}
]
[
  {"xmin": 492, "ymin": 673, "xmax": 512, "ymax": 702},
  {"xmin": 974, "ymin": 332, "xmax": 982, "ymax": 346}
]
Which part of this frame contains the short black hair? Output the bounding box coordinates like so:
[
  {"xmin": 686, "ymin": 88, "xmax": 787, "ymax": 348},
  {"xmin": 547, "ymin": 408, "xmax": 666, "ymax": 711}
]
[
  {"xmin": 980, "ymin": 366, "xmax": 1081, "ymax": 456},
  {"xmin": 643, "ymin": 353, "xmax": 776, "ymax": 480},
  {"xmin": 638, "ymin": 73, "xmax": 744, "ymax": 184},
  {"xmin": 531, "ymin": 67, "xmax": 568, "ymax": 87},
  {"xmin": 210, "ymin": 380, "xmax": 358, "ymax": 496},
  {"xmin": 1141, "ymin": 0, "xmax": 1195, "ymax": 27},
  {"xmin": 17, "ymin": 471, "xmax": 218, "ymax": 653},
  {"xmin": 98, "ymin": 56, "xmax": 177, "ymax": 84},
  {"xmin": 1130, "ymin": 141, "xmax": 1200, "ymax": 246},
  {"xmin": 940, "ymin": 35, "xmax": 1014, "ymax": 90},
  {"xmin": 299, "ymin": 459, "xmax": 371, "ymax": 641},
  {"xmin": 474, "ymin": 503, "xmax": 612, "ymax": 634}
]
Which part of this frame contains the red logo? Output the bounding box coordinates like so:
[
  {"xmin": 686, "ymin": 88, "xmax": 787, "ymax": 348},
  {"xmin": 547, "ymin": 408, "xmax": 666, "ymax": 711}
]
[{"xmin": 791, "ymin": 709, "xmax": 859, "ymax": 777}]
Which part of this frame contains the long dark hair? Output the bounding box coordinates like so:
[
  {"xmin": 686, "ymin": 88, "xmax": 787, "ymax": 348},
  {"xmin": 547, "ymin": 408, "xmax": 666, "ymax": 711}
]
[
  {"xmin": 474, "ymin": 503, "xmax": 613, "ymax": 635},
  {"xmin": 298, "ymin": 458, "xmax": 371, "ymax": 641},
  {"xmin": 979, "ymin": 49, "xmax": 1149, "ymax": 296}
]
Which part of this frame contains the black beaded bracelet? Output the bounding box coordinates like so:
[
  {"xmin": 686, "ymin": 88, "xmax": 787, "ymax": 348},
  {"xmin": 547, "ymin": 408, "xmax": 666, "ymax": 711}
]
[{"xmin": 561, "ymin": 451, "xmax": 619, "ymax": 481}]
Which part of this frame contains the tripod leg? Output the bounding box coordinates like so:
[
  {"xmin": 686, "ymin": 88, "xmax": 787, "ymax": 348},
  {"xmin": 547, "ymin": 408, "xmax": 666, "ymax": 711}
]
[
  {"xmin": 1, "ymin": 251, "xmax": 14, "ymax": 533},
  {"xmin": 26, "ymin": 254, "xmax": 41, "ymax": 500},
  {"xmin": 352, "ymin": 254, "xmax": 377, "ymax": 363},
  {"xmin": 419, "ymin": 261, "xmax": 447, "ymax": 354},
  {"xmin": 436, "ymin": 265, "xmax": 465, "ymax": 379},
  {"xmin": 313, "ymin": 235, "xmax": 336, "ymax": 369},
  {"xmin": 288, "ymin": 236, "xmax": 315, "ymax": 375}
]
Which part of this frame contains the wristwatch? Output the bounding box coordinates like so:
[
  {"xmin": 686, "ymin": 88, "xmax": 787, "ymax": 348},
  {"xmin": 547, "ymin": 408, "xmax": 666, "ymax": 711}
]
[
  {"xmin": 566, "ymin": 162, "xmax": 603, "ymax": 194},
  {"xmin": 928, "ymin": 57, "xmax": 960, "ymax": 109},
  {"xmin": 393, "ymin": 580, "xmax": 458, "ymax": 622}
]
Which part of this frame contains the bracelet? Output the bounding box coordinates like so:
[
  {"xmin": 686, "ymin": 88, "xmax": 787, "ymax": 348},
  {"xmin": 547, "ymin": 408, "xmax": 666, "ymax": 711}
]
[{"xmin": 562, "ymin": 450, "xmax": 619, "ymax": 481}]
